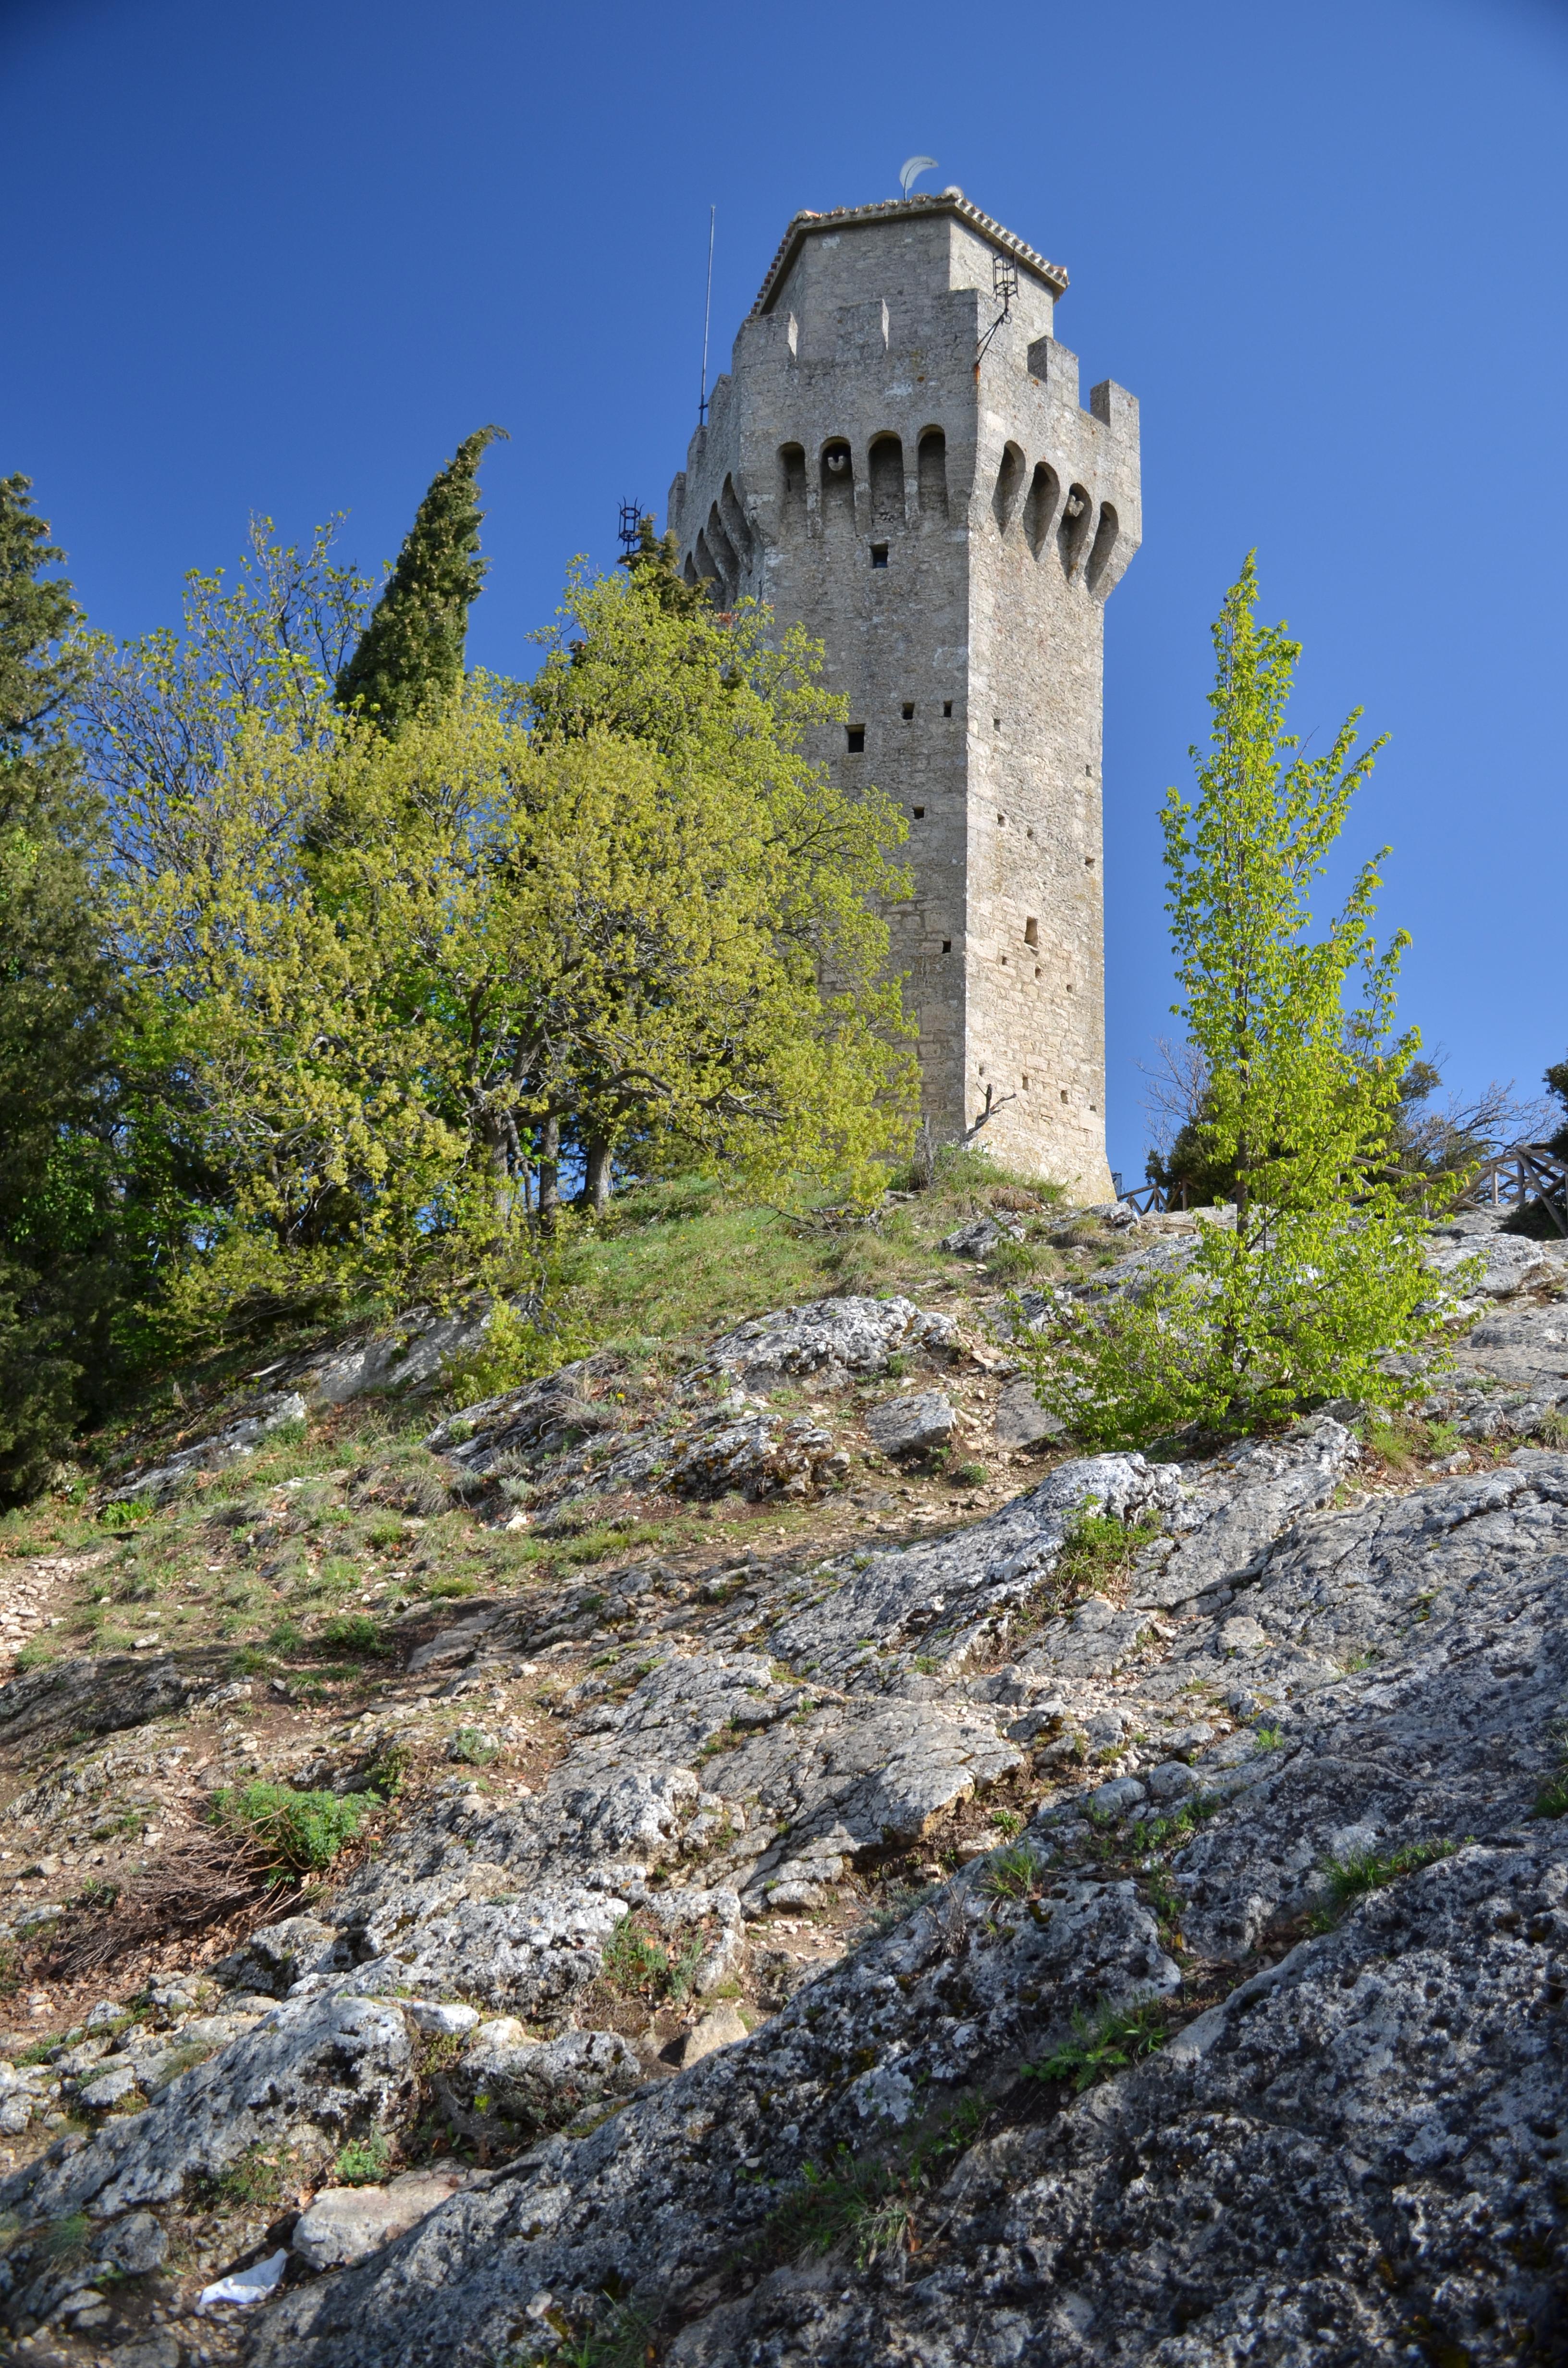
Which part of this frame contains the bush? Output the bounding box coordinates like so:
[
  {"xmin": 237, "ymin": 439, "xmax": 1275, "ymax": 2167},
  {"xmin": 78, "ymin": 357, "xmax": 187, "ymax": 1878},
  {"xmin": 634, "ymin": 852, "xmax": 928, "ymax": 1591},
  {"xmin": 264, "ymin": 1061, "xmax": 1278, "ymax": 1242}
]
[{"xmin": 210, "ymin": 1781, "xmax": 370, "ymax": 1874}]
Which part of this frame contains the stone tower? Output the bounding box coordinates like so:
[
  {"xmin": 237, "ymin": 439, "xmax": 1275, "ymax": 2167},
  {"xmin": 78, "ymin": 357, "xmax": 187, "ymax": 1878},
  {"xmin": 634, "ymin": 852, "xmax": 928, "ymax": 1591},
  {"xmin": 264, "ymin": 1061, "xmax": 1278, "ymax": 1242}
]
[{"xmin": 666, "ymin": 190, "xmax": 1140, "ymax": 1198}]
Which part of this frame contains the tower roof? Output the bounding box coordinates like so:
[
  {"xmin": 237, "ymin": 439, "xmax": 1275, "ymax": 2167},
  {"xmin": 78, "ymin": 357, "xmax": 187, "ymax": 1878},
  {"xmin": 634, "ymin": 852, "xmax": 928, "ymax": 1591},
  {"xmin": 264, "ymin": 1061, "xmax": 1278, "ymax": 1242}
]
[{"xmin": 749, "ymin": 191, "xmax": 1069, "ymax": 317}]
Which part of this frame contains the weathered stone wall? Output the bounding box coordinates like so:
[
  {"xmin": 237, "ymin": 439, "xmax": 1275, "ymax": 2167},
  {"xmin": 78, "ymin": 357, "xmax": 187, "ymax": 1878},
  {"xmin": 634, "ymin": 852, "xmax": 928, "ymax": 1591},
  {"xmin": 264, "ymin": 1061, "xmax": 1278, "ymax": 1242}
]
[{"xmin": 668, "ymin": 193, "xmax": 1140, "ymax": 1197}]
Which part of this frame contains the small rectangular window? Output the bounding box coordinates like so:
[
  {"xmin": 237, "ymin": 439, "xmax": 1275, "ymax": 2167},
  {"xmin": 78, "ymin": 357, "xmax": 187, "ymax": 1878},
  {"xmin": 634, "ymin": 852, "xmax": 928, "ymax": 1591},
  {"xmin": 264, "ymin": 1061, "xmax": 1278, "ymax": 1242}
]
[
  {"xmin": 1024, "ymin": 916, "xmax": 1039, "ymax": 947},
  {"xmin": 912, "ymin": 805, "xmax": 925, "ymax": 818},
  {"xmin": 901, "ymin": 702, "xmax": 914, "ymax": 720},
  {"xmin": 943, "ymin": 700, "xmax": 953, "ymax": 717},
  {"xmin": 870, "ymin": 543, "xmax": 889, "ymax": 568},
  {"xmin": 942, "ymin": 939, "xmax": 952, "ymax": 952},
  {"xmin": 846, "ymin": 726, "xmax": 865, "ymax": 753}
]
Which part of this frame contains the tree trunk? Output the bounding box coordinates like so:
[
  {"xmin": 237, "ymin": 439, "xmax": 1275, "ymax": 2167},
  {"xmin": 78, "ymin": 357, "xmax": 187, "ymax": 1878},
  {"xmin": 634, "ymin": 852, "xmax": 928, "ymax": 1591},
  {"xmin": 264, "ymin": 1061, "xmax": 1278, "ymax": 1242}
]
[
  {"xmin": 584, "ymin": 1137, "xmax": 612, "ymax": 1215},
  {"xmin": 537, "ymin": 1114, "xmax": 561, "ymax": 1233}
]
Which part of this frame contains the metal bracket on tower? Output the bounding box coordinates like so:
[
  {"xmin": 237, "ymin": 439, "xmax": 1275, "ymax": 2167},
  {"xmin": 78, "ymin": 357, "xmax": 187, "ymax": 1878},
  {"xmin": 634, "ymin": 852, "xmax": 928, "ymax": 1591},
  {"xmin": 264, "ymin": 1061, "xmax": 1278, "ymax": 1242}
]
[
  {"xmin": 974, "ymin": 251, "xmax": 1018, "ymax": 375},
  {"xmin": 618, "ymin": 501, "xmax": 644, "ymax": 555}
]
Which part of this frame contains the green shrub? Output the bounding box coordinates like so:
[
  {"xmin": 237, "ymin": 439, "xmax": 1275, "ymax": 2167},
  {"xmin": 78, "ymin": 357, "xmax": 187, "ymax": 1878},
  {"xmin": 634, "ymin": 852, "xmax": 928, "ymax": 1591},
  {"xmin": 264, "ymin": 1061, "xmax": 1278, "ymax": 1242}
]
[
  {"xmin": 450, "ymin": 1726, "xmax": 499, "ymax": 1767},
  {"xmin": 211, "ymin": 1781, "xmax": 370, "ymax": 1874},
  {"xmin": 979, "ymin": 1842, "xmax": 1040, "ymax": 1900},
  {"xmin": 950, "ymin": 1462, "xmax": 989, "ymax": 1487},
  {"xmin": 317, "ymin": 1613, "xmax": 390, "ymax": 1658},
  {"xmin": 333, "ymin": 2131, "xmax": 391, "ymax": 2185}
]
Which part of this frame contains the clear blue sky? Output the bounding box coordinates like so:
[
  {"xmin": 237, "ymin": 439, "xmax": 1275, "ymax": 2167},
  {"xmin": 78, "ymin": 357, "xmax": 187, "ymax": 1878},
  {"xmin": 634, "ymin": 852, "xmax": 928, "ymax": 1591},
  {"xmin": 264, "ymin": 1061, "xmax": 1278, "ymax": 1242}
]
[{"xmin": 4, "ymin": 0, "xmax": 1565, "ymax": 1185}]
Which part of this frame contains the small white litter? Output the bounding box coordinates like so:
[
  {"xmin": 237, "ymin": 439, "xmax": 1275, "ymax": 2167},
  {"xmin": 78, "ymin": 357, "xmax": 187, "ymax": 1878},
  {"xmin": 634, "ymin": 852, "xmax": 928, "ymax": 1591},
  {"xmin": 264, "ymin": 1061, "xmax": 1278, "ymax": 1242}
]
[{"xmin": 198, "ymin": 2247, "xmax": 289, "ymax": 2308}]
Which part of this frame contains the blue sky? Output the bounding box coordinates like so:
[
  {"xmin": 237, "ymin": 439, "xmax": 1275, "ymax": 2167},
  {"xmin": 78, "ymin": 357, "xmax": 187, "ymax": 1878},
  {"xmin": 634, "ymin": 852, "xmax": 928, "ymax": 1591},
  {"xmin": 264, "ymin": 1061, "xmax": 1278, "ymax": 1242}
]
[{"xmin": 4, "ymin": 0, "xmax": 1566, "ymax": 1185}]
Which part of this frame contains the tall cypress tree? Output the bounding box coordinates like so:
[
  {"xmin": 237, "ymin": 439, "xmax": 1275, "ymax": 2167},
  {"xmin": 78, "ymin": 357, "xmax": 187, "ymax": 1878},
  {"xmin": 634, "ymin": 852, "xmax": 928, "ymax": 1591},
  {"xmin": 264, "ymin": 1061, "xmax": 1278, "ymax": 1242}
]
[
  {"xmin": 0, "ymin": 475, "xmax": 117, "ymax": 1497},
  {"xmin": 336, "ymin": 425, "xmax": 507, "ymax": 733}
]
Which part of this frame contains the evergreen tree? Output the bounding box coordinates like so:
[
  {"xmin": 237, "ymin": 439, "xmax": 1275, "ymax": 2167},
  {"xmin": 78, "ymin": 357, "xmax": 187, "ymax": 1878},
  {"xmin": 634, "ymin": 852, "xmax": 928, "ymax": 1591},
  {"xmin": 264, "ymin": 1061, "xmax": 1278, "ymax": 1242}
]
[
  {"xmin": 0, "ymin": 476, "xmax": 117, "ymax": 1497},
  {"xmin": 335, "ymin": 426, "xmax": 507, "ymax": 733}
]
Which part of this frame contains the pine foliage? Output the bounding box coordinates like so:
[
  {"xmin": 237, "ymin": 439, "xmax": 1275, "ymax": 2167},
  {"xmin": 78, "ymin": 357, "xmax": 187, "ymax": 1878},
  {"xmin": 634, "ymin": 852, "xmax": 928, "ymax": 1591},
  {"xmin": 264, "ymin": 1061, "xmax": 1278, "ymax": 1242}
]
[
  {"xmin": 335, "ymin": 426, "xmax": 506, "ymax": 733},
  {"xmin": 0, "ymin": 477, "xmax": 118, "ymax": 1495}
]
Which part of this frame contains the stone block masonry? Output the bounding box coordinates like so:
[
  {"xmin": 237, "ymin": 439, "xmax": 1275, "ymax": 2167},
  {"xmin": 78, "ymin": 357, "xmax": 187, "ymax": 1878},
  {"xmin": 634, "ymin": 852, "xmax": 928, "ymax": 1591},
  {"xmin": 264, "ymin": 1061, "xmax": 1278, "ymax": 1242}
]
[{"xmin": 668, "ymin": 190, "xmax": 1141, "ymax": 1197}]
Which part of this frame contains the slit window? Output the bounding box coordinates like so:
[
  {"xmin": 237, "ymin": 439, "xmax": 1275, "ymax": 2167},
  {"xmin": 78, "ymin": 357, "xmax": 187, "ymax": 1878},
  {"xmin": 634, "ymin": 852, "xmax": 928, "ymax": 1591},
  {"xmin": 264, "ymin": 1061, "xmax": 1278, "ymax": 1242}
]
[
  {"xmin": 912, "ymin": 805, "xmax": 925, "ymax": 818},
  {"xmin": 942, "ymin": 939, "xmax": 952, "ymax": 952},
  {"xmin": 846, "ymin": 726, "xmax": 865, "ymax": 753},
  {"xmin": 1024, "ymin": 916, "xmax": 1039, "ymax": 947},
  {"xmin": 870, "ymin": 543, "xmax": 889, "ymax": 568},
  {"xmin": 901, "ymin": 702, "xmax": 914, "ymax": 719},
  {"xmin": 943, "ymin": 700, "xmax": 953, "ymax": 717}
]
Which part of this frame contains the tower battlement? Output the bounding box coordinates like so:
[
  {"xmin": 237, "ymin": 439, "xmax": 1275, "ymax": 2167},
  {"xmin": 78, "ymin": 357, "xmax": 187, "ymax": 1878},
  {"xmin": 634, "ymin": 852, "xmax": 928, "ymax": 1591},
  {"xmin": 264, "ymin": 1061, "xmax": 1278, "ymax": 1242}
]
[{"xmin": 666, "ymin": 191, "xmax": 1140, "ymax": 1197}]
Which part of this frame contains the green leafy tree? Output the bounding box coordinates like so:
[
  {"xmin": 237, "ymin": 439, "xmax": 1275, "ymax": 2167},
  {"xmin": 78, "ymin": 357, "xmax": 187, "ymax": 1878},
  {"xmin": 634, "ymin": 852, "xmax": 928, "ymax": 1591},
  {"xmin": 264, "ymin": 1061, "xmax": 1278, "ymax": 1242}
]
[
  {"xmin": 0, "ymin": 476, "xmax": 122, "ymax": 1496},
  {"xmin": 527, "ymin": 557, "xmax": 916, "ymax": 1208},
  {"xmin": 335, "ymin": 426, "xmax": 506, "ymax": 734},
  {"xmin": 1023, "ymin": 555, "xmax": 1446, "ymax": 1445}
]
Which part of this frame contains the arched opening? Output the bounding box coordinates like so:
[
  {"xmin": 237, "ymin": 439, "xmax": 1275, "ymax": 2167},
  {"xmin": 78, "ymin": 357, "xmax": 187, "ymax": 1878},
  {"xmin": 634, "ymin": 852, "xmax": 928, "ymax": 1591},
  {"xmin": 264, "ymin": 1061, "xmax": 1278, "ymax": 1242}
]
[
  {"xmin": 1024, "ymin": 462, "xmax": 1060, "ymax": 558},
  {"xmin": 779, "ymin": 443, "xmax": 807, "ymax": 533},
  {"xmin": 821, "ymin": 438, "xmax": 855, "ymax": 520},
  {"xmin": 869, "ymin": 433, "xmax": 904, "ymax": 531},
  {"xmin": 992, "ymin": 442, "xmax": 1026, "ymax": 536},
  {"xmin": 917, "ymin": 427, "xmax": 948, "ymax": 520},
  {"xmin": 1086, "ymin": 500, "xmax": 1120, "ymax": 595},
  {"xmin": 719, "ymin": 475, "xmax": 753, "ymax": 569},
  {"xmin": 705, "ymin": 502, "xmax": 739, "ymax": 597},
  {"xmin": 1058, "ymin": 482, "xmax": 1093, "ymax": 579},
  {"xmin": 693, "ymin": 529, "xmax": 724, "ymax": 600}
]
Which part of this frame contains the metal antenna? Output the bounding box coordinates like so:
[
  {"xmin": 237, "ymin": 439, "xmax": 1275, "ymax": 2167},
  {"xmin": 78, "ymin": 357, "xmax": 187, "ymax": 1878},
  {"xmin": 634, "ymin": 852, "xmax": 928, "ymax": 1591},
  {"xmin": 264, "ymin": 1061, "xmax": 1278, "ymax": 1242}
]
[
  {"xmin": 617, "ymin": 500, "xmax": 644, "ymax": 555},
  {"xmin": 698, "ymin": 204, "xmax": 716, "ymax": 425}
]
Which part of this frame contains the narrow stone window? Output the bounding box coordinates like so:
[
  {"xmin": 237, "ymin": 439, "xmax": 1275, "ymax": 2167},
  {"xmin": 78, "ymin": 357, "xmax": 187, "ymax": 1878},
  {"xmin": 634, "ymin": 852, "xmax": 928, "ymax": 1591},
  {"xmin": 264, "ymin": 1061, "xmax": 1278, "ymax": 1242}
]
[
  {"xmin": 943, "ymin": 700, "xmax": 953, "ymax": 717},
  {"xmin": 912, "ymin": 805, "xmax": 925, "ymax": 818},
  {"xmin": 822, "ymin": 440, "xmax": 855, "ymax": 527},
  {"xmin": 1022, "ymin": 1074, "xmax": 1030, "ymax": 1089},
  {"xmin": 1035, "ymin": 965, "xmax": 1042, "ymax": 978},
  {"xmin": 1024, "ymin": 916, "xmax": 1039, "ymax": 947},
  {"xmin": 869, "ymin": 433, "xmax": 905, "ymax": 530},
  {"xmin": 779, "ymin": 443, "xmax": 807, "ymax": 532},
  {"xmin": 846, "ymin": 726, "xmax": 865, "ymax": 753},
  {"xmin": 1000, "ymin": 955, "xmax": 1008, "ymax": 965},
  {"xmin": 1060, "ymin": 1089, "xmax": 1069, "ymax": 1103},
  {"xmin": 901, "ymin": 702, "xmax": 914, "ymax": 719},
  {"xmin": 942, "ymin": 939, "xmax": 952, "ymax": 952},
  {"xmin": 870, "ymin": 543, "xmax": 889, "ymax": 568},
  {"xmin": 918, "ymin": 427, "xmax": 948, "ymax": 518}
]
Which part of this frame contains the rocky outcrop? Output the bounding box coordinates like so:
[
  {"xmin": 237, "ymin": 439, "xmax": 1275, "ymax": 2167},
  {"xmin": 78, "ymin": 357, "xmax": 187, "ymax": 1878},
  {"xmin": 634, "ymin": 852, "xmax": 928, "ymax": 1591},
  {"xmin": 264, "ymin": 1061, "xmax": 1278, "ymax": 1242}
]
[{"xmin": 7, "ymin": 1259, "xmax": 1568, "ymax": 2361}]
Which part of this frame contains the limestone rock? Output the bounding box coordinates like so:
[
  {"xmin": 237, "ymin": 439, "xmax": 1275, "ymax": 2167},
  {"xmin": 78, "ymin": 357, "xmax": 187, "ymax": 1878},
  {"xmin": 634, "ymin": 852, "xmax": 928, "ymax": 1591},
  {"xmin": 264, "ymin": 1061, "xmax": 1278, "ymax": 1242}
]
[
  {"xmin": 863, "ymin": 1390, "xmax": 956, "ymax": 1456},
  {"xmin": 992, "ymin": 1378, "xmax": 1066, "ymax": 1447},
  {"xmin": 690, "ymin": 1295, "xmax": 957, "ymax": 1394},
  {"xmin": 293, "ymin": 2167, "xmax": 466, "ymax": 2269},
  {"xmin": 940, "ymin": 1215, "xmax": 1026, "ymax": 1258},
  {"xmin": 102, "ymin": 1391, "xmax": 307, "ymax": 1507},
  {"xmin": 674, "ymin": 2002, "xmax": 749, "ymax": 2067}
]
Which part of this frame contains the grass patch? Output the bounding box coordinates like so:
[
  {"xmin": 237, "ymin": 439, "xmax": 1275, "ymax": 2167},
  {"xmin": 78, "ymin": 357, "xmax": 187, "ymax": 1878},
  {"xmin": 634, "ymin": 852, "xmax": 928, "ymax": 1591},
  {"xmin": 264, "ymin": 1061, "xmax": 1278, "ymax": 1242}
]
[
  {"xmin": 211, "ymin": 1781, "xmax": 370, "ymax": 1875},
  {"xmin": 978, "ymin": 1842, "xmax": 1041, "ymax": 1901},
  {"xmin": 601, "ymin": 1912, "xmax": 706, "ymax": 2004},
  {"xmin": 316, "ymin": 1613, "xmax": 391, "ymax": 1658},
  {"xmin": 1312, "ymin": 1836, "xmax": 1457, "ymax": 1927},
  {"xmin": 755, "ymin": 2096, "xmax": 988, "ymax": 2270},
  {"xmin": 1054, "ymin": 1505, "xmax": 1164, "ymax": 1602},
  {"xmin": 450, "ymin": 1726, "xmax": 499, "ymax": 1767},
  {"xmin": 1024, "ymin": 1994, "xmax": 1169, "ymax": 2092}
]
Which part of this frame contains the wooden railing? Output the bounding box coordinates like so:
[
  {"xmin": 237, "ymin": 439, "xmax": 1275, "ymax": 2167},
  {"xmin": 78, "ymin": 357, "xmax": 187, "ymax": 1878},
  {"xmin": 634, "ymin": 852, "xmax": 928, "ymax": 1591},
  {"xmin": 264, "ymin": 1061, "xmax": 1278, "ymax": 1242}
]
[
  {"xmin": 1452, "ymin": 1141, "xmax": 1568, "ymax": 1236},
  {"xmin": 1116, "ymin": 1141, "xmax": 1568, "ymax": 1233}
]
